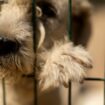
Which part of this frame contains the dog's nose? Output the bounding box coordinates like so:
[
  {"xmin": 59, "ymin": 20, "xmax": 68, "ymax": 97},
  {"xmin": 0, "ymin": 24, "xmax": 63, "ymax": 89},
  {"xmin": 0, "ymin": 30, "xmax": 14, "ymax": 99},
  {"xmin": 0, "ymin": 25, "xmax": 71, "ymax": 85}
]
[{"xmin": 0, "ymin": 37, "xmax": 20, "ymax": 56}]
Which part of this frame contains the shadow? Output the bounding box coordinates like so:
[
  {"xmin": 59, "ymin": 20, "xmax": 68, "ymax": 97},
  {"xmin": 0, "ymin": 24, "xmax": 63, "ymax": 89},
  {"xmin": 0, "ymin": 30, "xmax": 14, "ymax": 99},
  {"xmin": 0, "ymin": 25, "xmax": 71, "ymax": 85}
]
[{"xmin": 39, "ymin": 88, "xmax": 62, "ymax": 105}]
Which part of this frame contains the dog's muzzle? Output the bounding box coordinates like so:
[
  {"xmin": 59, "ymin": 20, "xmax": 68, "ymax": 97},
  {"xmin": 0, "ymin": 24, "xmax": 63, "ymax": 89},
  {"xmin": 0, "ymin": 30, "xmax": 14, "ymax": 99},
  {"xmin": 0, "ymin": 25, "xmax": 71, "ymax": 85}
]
[{"xmin": 0, "ymin": 36, "xmax": 20, "ymax": 56}]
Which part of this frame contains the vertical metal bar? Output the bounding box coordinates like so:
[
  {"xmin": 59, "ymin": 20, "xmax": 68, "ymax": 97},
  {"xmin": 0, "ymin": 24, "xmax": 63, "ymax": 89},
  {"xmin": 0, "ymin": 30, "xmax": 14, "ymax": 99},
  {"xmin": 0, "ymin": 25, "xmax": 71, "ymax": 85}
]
[
  {"xmin": 2, "ymin": 79, "xmax": 6, "ymax": 105},
  {"xmin": 104, "ymin": 71, "xmax": 105, "ymax": 105},
  {"xmin": 68, "ymin": 82, "xmax": 72, "ymax": 105},
  {"xmin": 68, "ymin": 0, "xmax": 72, "ymax": 39},
  {"xmin": 32, "ymin": 0, "xmax": 38, "ymax": 105},
  {"xmin": 104, "ymin": 44, "xmax": 105, "ymax": 105},
  {"xmin": 68, "ymin": 0, "xmax": 72, "ymax": 105},
  {"xmin": 104, "ymin": 15, "xmax": 105, "ymax": 105}
]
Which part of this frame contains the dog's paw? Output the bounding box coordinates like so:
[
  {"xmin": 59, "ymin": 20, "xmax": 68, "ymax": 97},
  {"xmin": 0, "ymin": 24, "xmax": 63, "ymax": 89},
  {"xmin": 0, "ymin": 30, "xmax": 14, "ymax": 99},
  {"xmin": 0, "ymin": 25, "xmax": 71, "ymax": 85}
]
[{"xmin": 39, "ymin": 42, "xmax": 92, "ymax": 90}]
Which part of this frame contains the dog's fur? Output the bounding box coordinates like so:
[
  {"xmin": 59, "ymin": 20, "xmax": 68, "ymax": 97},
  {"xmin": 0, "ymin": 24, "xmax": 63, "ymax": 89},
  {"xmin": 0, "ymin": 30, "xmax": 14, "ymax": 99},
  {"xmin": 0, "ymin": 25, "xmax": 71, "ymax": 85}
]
[{"xmin": 0, "ymin": 0, "xmax": 92, "ymax": 105}]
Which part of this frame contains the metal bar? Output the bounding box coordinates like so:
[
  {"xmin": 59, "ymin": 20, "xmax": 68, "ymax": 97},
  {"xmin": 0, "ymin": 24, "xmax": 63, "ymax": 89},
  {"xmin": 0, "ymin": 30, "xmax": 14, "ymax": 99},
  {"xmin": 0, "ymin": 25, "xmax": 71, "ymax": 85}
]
[
  {"xmin": 2, "ymin": 79, "xmax": 6, "ymax": 105},
  {"xmin": 104, "ymin": 38, "xmax": 105, "ymax": 105},
  {"xmin": 104, "ymin": 70, "xmax": 105, "ymax": 105},
  {"xmin": 68, "ymin": 82, "xmax": 72, "ymax": 105},
  {"xmin": 85, "ymin": 77, "xmax": 105, "ymax": 81},
  {"xmin": 24, "ymin": 75, "xmax": 105, "ymax": 81},
  {"xmin": 32, "ymin": 0, "xmax": 38, "ymax": 105},
  {"xmin": 68, "ymin": 0, "xmax": 72, "ymax": 39},
  {"xmin": 68, "ymin": 0, "xmax": 72, "ymax": 105}
]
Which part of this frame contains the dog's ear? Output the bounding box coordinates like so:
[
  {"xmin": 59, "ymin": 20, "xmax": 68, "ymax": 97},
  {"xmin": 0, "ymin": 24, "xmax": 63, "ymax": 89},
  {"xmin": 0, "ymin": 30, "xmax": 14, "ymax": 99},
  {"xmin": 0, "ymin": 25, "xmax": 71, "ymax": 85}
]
[{"xmin": 72, "ymin": 0, "xmax": 92, "ymax": 47}]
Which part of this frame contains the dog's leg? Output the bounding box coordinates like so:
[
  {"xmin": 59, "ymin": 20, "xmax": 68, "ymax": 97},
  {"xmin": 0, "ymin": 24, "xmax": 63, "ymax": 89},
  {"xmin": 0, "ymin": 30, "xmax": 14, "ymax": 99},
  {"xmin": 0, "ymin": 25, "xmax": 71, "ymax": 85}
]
[{"xmin": 39, "ymin": 42, "xmax": 92, "ymax": 90}]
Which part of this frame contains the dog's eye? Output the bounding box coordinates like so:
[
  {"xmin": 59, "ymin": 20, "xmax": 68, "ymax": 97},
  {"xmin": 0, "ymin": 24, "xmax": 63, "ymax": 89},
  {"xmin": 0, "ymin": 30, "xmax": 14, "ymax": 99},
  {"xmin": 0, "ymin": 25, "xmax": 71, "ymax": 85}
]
[{"xmin": 37, "ymin": 2, "xmax": 57, "ymax": 18}]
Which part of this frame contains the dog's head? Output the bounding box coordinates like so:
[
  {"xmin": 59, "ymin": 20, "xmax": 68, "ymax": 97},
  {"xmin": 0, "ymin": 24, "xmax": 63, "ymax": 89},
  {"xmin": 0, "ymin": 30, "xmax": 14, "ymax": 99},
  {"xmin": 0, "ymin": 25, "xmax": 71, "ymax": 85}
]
[
  {"xmin": 0, "ymin": 0, "xmax": 91, "ymax": 80},
  {"xmin": 0, "ymin": 0, "xmax": 69, "ymax": 79}
]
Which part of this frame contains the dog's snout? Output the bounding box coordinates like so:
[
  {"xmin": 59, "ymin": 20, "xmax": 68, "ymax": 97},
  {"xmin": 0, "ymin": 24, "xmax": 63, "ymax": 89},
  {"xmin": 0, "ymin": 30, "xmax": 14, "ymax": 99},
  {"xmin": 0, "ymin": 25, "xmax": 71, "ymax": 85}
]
[{"xmin": 0, "ymin": 37, "xmax": 20, "ymax": 56}]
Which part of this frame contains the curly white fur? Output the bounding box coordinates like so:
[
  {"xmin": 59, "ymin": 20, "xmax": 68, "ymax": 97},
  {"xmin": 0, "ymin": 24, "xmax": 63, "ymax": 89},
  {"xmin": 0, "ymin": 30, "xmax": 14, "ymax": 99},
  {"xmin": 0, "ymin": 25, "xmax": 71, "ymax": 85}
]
[{"xmin": 38, "ymin": 42, "xmax": 92, "ymax": 90}]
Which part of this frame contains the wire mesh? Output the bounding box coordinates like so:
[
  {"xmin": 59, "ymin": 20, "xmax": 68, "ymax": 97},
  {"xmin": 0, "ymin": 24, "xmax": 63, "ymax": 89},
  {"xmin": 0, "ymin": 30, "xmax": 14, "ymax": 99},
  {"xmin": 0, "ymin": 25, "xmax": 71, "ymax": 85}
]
[{"xmin": 1, "ymin": 0, "xmax": 105, "ymax": 105}]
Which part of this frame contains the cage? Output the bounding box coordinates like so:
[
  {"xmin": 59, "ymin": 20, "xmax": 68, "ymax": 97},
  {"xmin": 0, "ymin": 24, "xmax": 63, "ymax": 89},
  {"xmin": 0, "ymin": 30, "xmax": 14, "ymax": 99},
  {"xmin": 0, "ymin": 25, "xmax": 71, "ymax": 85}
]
[{"xmin": 0, "ymin": 0, "xmax": 105, "ymax": 105}]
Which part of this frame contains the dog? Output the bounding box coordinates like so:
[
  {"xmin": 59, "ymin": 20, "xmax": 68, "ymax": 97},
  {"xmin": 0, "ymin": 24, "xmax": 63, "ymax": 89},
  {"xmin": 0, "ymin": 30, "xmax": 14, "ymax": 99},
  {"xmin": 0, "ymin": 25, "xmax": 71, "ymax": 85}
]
[{"xmin": 0, "ymin": 0, "xmax": 92, "ymax": 105}]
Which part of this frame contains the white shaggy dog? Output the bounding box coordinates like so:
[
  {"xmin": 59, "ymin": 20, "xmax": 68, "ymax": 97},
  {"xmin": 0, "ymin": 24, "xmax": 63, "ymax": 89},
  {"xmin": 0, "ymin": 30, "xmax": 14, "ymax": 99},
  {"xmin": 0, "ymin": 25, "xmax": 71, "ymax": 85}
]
[{"xmin": 0, "ymin": 0, "xmax": 92, "ymax": 105}]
